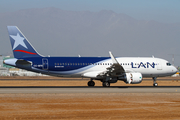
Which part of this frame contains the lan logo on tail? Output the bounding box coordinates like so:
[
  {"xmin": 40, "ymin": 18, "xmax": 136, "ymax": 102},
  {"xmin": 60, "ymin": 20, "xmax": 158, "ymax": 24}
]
[{"xmin": 10, "ymin": 33, "xmax": 28, "ymax": 50}]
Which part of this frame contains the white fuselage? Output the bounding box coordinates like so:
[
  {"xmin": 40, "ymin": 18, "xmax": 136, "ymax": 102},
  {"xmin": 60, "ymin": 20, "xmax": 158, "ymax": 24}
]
[{"xmin": 78, "ymin": 57, "xmax": 177, "ymax": 78}]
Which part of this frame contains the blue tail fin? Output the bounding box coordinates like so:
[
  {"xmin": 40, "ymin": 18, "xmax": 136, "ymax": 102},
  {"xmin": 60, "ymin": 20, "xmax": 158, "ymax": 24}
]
[{"xmin": 7, "ymin": 26, "xmax": 42, "ymax": 58}]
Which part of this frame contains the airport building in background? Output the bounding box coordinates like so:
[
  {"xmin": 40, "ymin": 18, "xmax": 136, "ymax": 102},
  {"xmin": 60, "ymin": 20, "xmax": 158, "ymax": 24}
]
[{"xmin": 0, "ymin": 55, "xmax": 11, "ymax": 76}]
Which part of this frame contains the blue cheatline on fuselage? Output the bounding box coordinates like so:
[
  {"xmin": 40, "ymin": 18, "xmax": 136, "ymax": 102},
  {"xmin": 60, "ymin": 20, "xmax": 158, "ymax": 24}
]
[{"xmin": 23, "ymin": 57, "xmax": 110, "ymax": 71}]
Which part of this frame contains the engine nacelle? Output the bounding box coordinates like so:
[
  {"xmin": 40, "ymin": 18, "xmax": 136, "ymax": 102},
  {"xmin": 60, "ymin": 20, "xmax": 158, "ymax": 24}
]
[{"xmin": 125, "ymin": 72, "xmax": 143, "ymax": 84}]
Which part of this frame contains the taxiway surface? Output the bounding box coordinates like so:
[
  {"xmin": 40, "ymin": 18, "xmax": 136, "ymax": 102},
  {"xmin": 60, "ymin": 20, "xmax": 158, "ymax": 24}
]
[
  {"xmin": 0, "ymin": 76, "xmax": 180, "ymax": 94},
  {"xmin": 0, "ymin": 86, "xmax": 180, "ymax": 93},
  {"xmin": 0, "ymin": 77, "xmax": 180, "ymax": 120}
]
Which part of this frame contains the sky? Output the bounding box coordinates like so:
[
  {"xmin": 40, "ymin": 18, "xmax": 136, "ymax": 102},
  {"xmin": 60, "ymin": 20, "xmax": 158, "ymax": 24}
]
[
  {"xmin": 0, "ymin": 0, "xmax": 180, "ymax": 65},
  {"xmin": 0, "ymin": 0, "xmax": 180, "ymax": 23}
]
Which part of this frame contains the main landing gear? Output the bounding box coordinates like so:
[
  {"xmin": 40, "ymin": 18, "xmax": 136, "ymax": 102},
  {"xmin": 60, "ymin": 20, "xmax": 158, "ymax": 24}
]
[
  {"xmin": 102, "ymin": 81, "xmax": 110, "ymax": 87},
  {"xmin": 87, "ymin": 79, "xmax": 95, "ymax": 87},
  {"xmin": 87, "ymin": 79, "xmax": 111, "ymax": 87},
  {"xmin": 153, "ymin": 77, "xmax": 158, "ymax": 87}
]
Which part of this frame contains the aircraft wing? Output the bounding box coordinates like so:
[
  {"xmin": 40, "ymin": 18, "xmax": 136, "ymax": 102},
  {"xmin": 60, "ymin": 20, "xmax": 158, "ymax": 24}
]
[{"xmin": 98, "ymin": 52, "xmax": 125, "ymax": 77}]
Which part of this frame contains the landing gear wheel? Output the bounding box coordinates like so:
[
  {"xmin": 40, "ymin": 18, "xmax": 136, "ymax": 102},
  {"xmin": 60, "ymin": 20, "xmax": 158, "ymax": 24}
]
[
  {"xmin": 103, "ymin": 82, "xmax": 110, "ymax": 87},
  {"xmin": 153, "ymin": 83, "xmax": 158, "ymax": 87},
  {"xmin": 153, "ymin": 77, "xmax": 158, "ymax": 87},
  {"xmin": 87, "ymin": 81, "xmax": 95, "ymax": 87},
  {"xmin": 152, "ymin": 77, "xmax": 158, "ymax": 87}
]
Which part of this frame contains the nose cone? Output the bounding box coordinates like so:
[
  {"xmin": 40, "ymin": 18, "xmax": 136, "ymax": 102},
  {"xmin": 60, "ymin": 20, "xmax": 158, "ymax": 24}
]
[{"xmin": 171, "ymin": 66, "xmax": 178, "ymax": 74}]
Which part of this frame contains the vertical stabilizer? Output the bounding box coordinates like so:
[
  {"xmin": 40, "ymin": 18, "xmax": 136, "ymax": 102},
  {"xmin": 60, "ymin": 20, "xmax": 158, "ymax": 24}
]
[{"xmin": 7, "ymin": 26, "xmax": 42, "ymax": 58}]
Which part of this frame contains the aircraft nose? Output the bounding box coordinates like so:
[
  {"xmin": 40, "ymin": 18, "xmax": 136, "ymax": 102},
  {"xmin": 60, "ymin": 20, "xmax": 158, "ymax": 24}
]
[{"xmin": 172, "ymin": 66, "xmax": 178, "ymax": 74}]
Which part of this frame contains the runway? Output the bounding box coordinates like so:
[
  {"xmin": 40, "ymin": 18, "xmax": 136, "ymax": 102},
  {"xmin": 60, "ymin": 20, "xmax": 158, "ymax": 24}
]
[
  {"xmin": 1, "ymin": 77, "xmax": 180, "ymax": 119},
  {"xmin": 0, "ymin": 86, "xmax": 180, "ymax": 93}
]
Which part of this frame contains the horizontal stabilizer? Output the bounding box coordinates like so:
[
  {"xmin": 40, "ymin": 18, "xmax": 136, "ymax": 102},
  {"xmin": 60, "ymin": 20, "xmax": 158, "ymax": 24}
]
[{"xmin": 16, "ymin": 59, "xmax": 32, "ymax": 66}]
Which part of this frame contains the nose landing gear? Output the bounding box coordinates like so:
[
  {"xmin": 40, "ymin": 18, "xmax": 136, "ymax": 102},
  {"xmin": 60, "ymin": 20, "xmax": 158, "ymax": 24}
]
[{"xmin": 153, "ymin": 77, "xmax": 158, "ymax": 87}]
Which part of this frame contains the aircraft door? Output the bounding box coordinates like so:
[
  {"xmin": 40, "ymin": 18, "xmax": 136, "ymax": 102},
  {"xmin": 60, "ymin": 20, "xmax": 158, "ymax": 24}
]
[
  {"xmin": 42, "ymin": 58, "xmax": 48, "ymax": 70},
  {"xmin": 156, "ymin": 60, "xmax": 162, "ymax": 70}
]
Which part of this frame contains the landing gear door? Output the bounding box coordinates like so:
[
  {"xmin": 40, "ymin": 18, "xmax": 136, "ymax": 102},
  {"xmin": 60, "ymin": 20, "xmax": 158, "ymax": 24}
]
[{"xmin": 42, "ymin": 58, "xmax": 48, "ymax": 70}]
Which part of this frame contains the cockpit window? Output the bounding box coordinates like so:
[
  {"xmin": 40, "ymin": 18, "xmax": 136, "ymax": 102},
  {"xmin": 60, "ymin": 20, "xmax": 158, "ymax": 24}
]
[{"xmin": 166, "ymin": 63, "xmax": 171, "ymax": 66}]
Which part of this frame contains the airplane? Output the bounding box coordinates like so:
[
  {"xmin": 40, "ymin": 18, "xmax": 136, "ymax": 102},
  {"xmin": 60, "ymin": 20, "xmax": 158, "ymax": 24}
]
[{"xmin": 4, "ymin": 26, "xmax": 177, "ymax": 87}]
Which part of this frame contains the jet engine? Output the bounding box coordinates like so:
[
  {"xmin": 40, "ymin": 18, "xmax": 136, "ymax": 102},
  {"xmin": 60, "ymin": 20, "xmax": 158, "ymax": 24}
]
[{"xmin": 124, "ymin": 72, "xmax": 143, "ymax": 84}]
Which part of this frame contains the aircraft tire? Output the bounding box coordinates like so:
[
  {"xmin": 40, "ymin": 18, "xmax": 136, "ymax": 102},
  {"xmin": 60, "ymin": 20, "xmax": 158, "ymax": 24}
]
[
  {"xmin": 153, "ymin": 83, "xmax": 158, "ymax": 87},
  {"xmin": 88, "ymin": 81, "xmax": 95, "ymax": 87},
  {"xmin": 103, "ymin": 82, "xmax": 110, "ymax": 87}
]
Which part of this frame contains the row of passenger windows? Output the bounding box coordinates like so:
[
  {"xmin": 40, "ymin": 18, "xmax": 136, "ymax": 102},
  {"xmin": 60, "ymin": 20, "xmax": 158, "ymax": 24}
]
[
  {"xmin": 55, "ymin": 63, "xmax": 113, "ymax": 66},
  {"xmin": 54, "ymin": 63, "xmax": 153, "ymax": 66}
]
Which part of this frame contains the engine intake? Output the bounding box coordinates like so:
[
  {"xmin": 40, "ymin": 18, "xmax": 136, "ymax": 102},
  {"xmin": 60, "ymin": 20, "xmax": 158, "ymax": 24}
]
[{"xmin": 125, "ymin": 72, "xmax": 143, "ymax": 84}]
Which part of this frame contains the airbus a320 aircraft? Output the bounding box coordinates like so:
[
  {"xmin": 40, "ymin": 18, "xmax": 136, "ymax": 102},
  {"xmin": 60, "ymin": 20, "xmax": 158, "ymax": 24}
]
[{"xmin": 4, "ymin": 26, "xmax": 177, "ymax": 87}]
